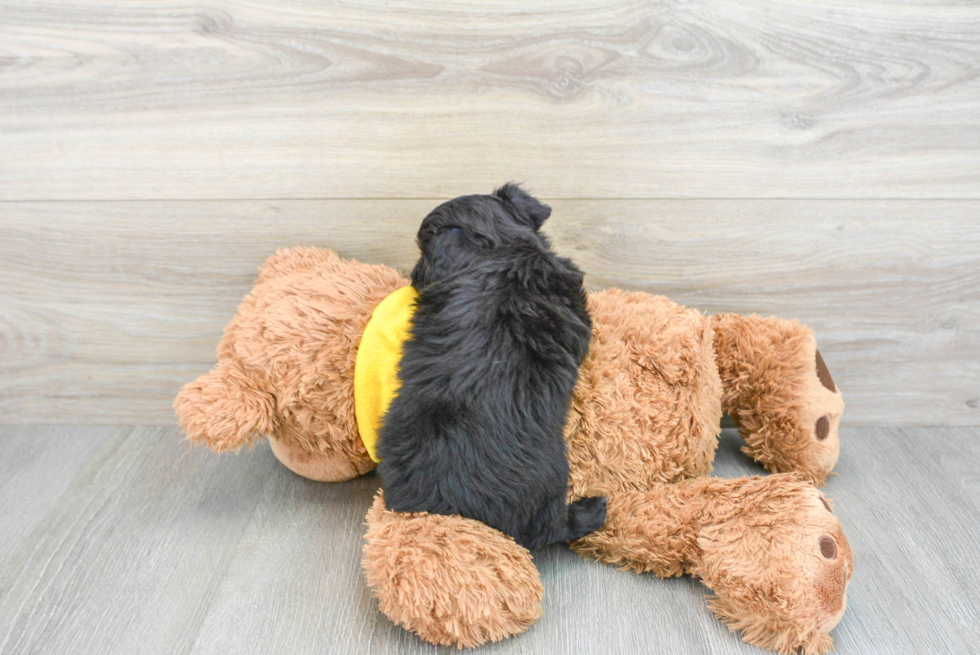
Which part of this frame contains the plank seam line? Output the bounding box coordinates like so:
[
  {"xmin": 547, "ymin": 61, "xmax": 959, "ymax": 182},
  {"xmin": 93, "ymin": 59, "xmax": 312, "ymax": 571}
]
[{"xmin": 2, "ymin": 197, "xmax": 980, "ymax": 203}]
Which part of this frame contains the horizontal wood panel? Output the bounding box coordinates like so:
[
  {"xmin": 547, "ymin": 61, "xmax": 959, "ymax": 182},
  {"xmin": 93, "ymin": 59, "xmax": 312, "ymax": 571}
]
[
  {"xmin": 1, "ymin": 199, "xmax": 977, "ymax": 425},
  {"xmin": 1, "ymin": 1, "xmax": 979, "ymax": 200}
]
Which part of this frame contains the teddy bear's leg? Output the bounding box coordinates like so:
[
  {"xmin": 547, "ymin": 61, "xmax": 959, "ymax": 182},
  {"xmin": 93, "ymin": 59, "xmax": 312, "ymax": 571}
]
[
  {"xmin": 362, "ymin": 492, "xmax": 544, "ymax": 648},
  {"xmin": 571, "ymin": 475, "xmax": 853, "ymax": 655},
  {"xmin": 711, "ymin": 314, "xmax": 845, "ymax": 486}
]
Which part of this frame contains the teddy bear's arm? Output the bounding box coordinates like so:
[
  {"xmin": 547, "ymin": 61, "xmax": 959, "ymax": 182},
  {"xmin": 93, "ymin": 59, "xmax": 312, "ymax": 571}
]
[
  {"xmin": 174, "ymin": 360, "xmax": 276, "ymax": 453},
  {"xmin": 571, "ymin": 474, "xmax": 853, "ymax": 655},
  {"xmin": 711, "ymin": 314, "xmax": 845, "ymax": 486}
]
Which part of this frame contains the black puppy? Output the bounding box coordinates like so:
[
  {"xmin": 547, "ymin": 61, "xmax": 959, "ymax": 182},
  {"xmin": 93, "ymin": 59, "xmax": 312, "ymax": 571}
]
[{"xmin": 377, "ymin": 184, "xmax": 607, "ymax": 549}]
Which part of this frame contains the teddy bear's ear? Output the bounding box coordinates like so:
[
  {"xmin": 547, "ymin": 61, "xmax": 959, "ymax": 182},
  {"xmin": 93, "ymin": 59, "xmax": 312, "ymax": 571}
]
[{"xmin": 494, "ymin": 183, "xmax": 551, "ymax": 230}]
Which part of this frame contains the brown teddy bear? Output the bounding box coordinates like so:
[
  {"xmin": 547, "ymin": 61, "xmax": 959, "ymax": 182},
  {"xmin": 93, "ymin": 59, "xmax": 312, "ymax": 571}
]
[{"xmin": 175, "ymin": 246, "xmax": 853, "ymax": 655}]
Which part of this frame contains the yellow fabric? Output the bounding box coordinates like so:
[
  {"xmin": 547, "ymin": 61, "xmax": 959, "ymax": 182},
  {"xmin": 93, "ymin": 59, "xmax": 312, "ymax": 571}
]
[{"xmin": 354, "ymin": 285, "xmax": 419, "ymax": 463}]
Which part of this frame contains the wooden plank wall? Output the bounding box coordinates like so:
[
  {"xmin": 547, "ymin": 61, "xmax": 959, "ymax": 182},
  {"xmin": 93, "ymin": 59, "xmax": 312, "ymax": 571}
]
[{"xmin": 1, "ymin": 1, "xmax": 978, "ymax": 425}]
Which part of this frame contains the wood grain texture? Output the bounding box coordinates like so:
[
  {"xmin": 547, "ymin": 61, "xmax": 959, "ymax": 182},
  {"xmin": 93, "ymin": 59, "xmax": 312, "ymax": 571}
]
[
  {"xmin": 0, "ymin": 426, "xmax": 108, "ymax": 558},
  {"xmin": 1, "ymin": 1, "xmax": 979, "ymax": 200},
  {"xmin": 0, "ymin": 426, "xmax": 977, "ymax": 654},
  {"xmin": 1, "ymin": 199, "xmax": 977, "ymax": 425}
]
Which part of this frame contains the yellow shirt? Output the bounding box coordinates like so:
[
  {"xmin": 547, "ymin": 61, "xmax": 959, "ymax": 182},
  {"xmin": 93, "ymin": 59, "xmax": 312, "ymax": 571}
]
[{"xmin": 354, "ymin": 285, "xmax": 419, "ymax": 463}]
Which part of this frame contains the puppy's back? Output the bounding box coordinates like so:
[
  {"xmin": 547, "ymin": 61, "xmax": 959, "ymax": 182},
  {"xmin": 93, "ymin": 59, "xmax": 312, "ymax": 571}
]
[
  {"xmin": 378, "ymin": 186, "xmax": 606, "ymax": 549},
  {"xmin": 379, "ymin": 249, "xmax": 601, "ymax": 548}
]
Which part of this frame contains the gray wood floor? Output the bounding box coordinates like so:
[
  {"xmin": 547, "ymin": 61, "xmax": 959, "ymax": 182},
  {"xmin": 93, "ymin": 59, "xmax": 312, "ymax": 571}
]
[{"xmin": 1, "ymin": 426, "xmax": 977, "ymax": 655}]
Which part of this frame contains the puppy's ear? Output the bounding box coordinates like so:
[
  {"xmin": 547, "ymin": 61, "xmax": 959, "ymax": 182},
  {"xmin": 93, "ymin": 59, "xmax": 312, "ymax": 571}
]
[
  {"xmin": 495, "ymin": 183, "xmax": 551, "ymax": 230},
  {"xmin": 411, "ymin": 227, "xmax": 464, "ymax": 288}
]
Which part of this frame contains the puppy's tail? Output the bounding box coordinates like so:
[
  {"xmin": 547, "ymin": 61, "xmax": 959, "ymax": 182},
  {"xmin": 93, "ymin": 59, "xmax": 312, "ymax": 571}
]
[
  {"xmin": 174, "ymin": 361, "xmax": 276, "ymax": 453},
  {"xmin": 564, "ymin": 496, "xmax": 608, "ymax": 542}
]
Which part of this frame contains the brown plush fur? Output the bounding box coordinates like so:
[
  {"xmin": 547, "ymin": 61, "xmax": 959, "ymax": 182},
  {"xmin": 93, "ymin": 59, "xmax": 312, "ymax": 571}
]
[
  {"xmin": 175, "ymin": 247, "xmax": 404, "ymax": 480},
  {"xmin": 712, "ymin": 314, "xmax": 845, "ymax": 486},
  {"xmin": 565, "ymin": 289, "xmax": 723, "ymax": 499},
  {"xmin": 572, "ymin": 475, "xmax": 853, "ymax": 655},
  {"xmin": 176, "ymin": 247, "xmax": 852, "ymax": 654},
  {"xmin": 363, "ymin": 491, "xmax": 544, "ymax": 647}
]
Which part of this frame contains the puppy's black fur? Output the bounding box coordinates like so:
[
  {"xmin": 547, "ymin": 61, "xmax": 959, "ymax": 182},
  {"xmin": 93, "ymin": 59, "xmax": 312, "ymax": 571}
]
[{"xmin": 377, "ymin": 184, "xmax": 607, "ymax": 549}]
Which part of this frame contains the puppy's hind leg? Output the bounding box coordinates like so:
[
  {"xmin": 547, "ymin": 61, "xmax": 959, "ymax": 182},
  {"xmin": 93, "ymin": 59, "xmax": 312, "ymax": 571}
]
[{"xmin": 564, "ymin": 496, "xmax": 608, "ymax": 542}]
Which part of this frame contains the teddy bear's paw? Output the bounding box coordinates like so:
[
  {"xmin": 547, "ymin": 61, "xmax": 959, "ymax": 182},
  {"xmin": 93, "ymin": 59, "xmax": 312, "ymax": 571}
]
[
  {"xmin": 174, "ymin": 360, "xmax": 276, "ymax": 453},
  {"xmin": 694, "ymin": 475, "xmax": 854, "ymax": 654},
  {"xmin": 714, "ymin": 314, "xmax": 845, "ymax": 486},
  {"xmin": 797, "ymin": 348, "xmax": 846, "ymax": 481},
  {"xmin": 362, "ymin": 492, "xmax": 543, "ymax": 648},
  {"xmin": 740, "ymin": 342, "xmax": 845, "ymax": 487}
]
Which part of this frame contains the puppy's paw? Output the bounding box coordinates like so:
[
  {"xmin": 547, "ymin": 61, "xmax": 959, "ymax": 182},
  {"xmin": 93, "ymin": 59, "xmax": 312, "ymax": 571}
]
[{"xmin": 565, "ymin": 496, "xmax": 608, "ymax": 542}]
